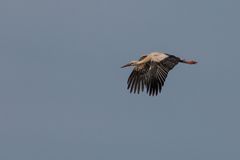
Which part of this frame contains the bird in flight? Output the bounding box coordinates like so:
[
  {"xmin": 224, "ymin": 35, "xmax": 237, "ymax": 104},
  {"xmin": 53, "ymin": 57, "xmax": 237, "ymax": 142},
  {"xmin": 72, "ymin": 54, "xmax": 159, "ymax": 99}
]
[{"xmin": 121, "ymin": 51, "xmax": 197, "ymax": 96}]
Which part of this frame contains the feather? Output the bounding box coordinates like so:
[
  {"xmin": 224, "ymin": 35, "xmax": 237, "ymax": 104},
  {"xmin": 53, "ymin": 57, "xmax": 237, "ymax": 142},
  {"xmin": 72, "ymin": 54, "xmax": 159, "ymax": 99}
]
[{"xmin": 123, "ymin": 52, "xmax": 190, "ymax": 96}]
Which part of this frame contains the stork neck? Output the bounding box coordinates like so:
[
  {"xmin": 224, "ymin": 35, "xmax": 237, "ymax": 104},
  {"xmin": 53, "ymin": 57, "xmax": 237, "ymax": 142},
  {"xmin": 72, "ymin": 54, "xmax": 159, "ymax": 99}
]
[{"xmin": 137, "ymin": 56, "xmax": 151, "ymax": 65}]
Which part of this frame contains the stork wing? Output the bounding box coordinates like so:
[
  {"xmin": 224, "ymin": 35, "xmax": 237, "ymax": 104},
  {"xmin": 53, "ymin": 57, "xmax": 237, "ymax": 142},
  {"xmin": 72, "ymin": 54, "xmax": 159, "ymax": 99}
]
[{"xmin": 127, "ymin": 55, "xmax": 180, "ymax": 96}]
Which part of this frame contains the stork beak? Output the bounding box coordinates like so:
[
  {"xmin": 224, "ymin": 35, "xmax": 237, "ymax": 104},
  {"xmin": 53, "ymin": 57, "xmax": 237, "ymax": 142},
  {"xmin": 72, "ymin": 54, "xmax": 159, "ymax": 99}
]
[{"xmin": 121, "ymin": 63, "xmax": 132, "ymax": 68}]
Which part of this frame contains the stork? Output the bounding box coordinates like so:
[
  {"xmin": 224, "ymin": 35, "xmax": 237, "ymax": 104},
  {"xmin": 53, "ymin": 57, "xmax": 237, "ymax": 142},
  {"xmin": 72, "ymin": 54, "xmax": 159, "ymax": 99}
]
[{"xmin": 121, "ymin": 52, "xmax": 197, "ymax": 96}]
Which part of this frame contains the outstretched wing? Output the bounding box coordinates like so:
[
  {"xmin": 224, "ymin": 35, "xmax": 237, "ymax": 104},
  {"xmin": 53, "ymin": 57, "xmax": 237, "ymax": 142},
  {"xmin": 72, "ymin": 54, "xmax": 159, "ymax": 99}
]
[
  {"xmin": 127, "ymin": 55, "xmax": 150, "ymax": 94},
  {"xmin": 127, "ymin": 55, "xmax": 180, "ymax": 96}
]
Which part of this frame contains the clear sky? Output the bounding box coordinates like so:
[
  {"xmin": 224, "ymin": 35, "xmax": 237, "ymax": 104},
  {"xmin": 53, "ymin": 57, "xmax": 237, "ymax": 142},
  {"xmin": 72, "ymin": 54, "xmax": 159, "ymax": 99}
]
[{"xmin": 0, "ymin": 0, "xmax": 240, "ymax": 159}]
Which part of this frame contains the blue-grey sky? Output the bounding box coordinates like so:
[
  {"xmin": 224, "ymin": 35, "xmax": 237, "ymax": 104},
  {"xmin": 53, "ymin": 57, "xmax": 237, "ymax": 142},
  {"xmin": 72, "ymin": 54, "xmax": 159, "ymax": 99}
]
[{"xmin": 1, "ymin": 0, "xmax": 240, "ymax": 159}]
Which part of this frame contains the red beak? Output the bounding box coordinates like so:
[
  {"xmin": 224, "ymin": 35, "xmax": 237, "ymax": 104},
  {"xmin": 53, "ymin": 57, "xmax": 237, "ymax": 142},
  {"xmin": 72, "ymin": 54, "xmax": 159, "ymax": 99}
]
[{"xmin": 121, "ymin": 63, "xmax": 132, "ymax": 68}]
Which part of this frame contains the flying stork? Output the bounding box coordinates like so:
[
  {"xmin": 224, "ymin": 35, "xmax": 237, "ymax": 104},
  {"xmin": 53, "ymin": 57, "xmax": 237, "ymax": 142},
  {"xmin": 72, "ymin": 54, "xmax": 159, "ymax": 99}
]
[{"xmin": 121, "ymin": 51, "xmax": 197, "ymax": 96}]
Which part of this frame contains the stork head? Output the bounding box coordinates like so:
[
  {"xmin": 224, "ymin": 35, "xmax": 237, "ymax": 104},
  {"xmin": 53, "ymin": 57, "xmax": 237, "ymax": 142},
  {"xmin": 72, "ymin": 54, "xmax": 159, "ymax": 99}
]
[{"xmin": 121, "ymin": 60, "xmax": 138, "ymax": 68}]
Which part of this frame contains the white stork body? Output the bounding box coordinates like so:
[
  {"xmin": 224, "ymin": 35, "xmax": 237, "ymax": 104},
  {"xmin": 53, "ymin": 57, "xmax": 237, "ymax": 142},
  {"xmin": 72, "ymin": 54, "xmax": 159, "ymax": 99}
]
[
  {"xmin": 149, "ymin": 52, "xmax": 169, "ymax": 62},
  {"xmin": 121, "ymin": 52, "xmax": 197, "ymax": 96}
]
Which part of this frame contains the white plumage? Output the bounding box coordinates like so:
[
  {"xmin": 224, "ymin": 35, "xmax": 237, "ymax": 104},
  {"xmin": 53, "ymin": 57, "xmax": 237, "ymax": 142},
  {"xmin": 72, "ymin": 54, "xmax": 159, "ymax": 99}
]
[{"xmin": 121, "ymin": 52, "xmax": 197, "ymax": 96}]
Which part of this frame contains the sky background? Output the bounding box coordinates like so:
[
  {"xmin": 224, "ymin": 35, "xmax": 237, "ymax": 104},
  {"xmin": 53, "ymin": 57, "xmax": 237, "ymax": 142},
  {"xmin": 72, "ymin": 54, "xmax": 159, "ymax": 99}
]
[{"xmin": 0, "ymin": 0, "xmax": 240, "ymax": 159}]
